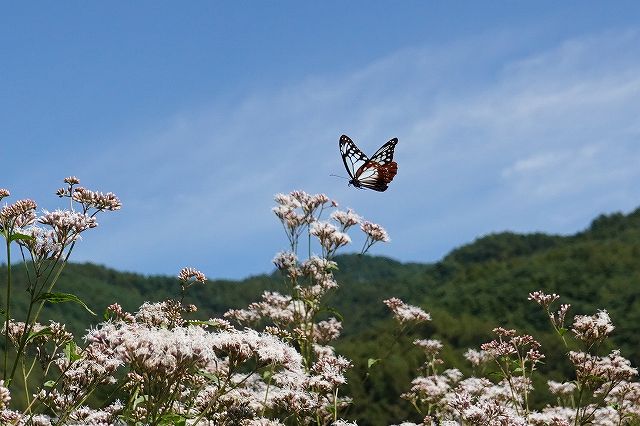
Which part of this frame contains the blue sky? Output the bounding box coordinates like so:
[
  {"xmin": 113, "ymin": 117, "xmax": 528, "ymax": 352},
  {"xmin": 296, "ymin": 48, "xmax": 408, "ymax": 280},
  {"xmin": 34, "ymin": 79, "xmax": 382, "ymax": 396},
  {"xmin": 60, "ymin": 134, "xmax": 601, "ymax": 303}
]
[{"xmin": 2, "ymin": 2, "xmax": 640, "ymax": 279}]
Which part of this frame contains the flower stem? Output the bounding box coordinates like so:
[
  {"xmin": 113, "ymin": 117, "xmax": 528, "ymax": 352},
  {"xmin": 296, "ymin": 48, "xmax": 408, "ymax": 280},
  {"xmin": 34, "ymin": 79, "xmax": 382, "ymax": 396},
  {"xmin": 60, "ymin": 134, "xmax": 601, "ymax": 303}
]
[{"xmin": 3, "ymin": 238, "xmax": 11, "ymax": 382}]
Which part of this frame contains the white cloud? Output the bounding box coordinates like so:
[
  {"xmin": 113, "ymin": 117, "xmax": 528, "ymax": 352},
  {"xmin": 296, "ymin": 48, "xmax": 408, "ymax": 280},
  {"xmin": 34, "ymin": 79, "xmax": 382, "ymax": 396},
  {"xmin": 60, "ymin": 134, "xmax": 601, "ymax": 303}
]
[{"xmin": 58, "ymin": 29, "xmax": 640, "ymax": 277}]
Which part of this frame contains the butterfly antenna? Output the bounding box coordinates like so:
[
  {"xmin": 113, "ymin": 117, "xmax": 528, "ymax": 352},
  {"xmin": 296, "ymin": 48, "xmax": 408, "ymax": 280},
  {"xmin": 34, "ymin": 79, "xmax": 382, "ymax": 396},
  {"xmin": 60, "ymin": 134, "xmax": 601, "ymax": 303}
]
[{"xmin": 329, "ymin": 174, "xmax": 349, "ymax": 181}]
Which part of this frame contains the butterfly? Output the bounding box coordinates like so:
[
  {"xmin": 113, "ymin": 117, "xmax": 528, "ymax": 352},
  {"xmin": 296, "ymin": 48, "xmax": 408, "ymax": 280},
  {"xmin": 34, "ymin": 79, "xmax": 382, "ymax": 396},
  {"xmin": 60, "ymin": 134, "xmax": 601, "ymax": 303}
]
[{"xmin": 339, "ymin": 134, "xmax": 398, "ymax": 192}]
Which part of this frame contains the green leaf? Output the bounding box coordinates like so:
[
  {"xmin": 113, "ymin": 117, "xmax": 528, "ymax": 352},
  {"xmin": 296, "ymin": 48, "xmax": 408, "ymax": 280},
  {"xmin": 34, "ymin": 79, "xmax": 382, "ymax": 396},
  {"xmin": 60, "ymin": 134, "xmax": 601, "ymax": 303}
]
[
  {"xmin": 9, "ymin": 232, "xmax": 33, "ymax": 243},
  {"xmin": 488, "ymin": 370, "xmax": 505, "ymax": 380},
  {"xmin": 198, "ymin": 370, "xmax": 223, "ymax": 386},
  {"xmin": 36, "ymin": 292, "xmax": 96, "ymax": 316},
  {"xmin": 323, "ymin": 306, "xmax": 344, "ymax": 322},
  {"xmin": 158, "ymin": 414, "xmax": 187, "ymax": 426},
  {"xmin": 43, "ymin": 380, "xmax": 56, "ymax": 388},
  {"xmin": 64, "ymin": 341, "xmax": 82, "ymax": 362},
  {"xmin": 367, "ymin": 358, "xmax": 381, "ymax": 369},
  {"xmin": 26, "ymin": 327, "xmax": 52, "ymax": 343},
  {"xmin": 132, "ymin": 394, "xmax": 148, "ymax": 409},
  {"xmin": 558, "ymin": 327, "xmax": 568, "ymax": 336},
  {"xmin": 326, "ymin": 262, "xmax": 339, "ymax": 271},
  {"xmin": 262, "ymin": 369, "xmax": 274, "ymax": 381}
]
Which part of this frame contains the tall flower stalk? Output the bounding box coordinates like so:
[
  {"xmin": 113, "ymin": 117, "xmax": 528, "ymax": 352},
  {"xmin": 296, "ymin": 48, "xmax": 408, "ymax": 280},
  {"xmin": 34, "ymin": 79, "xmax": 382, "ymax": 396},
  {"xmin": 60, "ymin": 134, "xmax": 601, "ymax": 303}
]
[
  {"xmin": 225, "ymin": 190, "xmax": 390, "ymax": 423},
  {"xmin": 0, "ymin": 177, "xmax": 120, "ymax": 388}
]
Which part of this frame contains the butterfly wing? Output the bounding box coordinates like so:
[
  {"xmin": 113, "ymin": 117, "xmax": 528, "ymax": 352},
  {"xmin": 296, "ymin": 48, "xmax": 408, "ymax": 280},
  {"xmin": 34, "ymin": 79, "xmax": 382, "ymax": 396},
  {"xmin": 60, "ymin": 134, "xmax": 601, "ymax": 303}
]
[
  {"xmin": 369, "ymin": 138, "xmax": 398, "ymax": 166},
  {"xmin": 339, "ymin": 135, "xmax": 369, "ymax": 180},
  {"xmin": 339, "ymin": 135, "xmax": 399, "ymax": 192},
  {"xmin": 353, "ymin": 138, "xmax": 398, "ymax": 191}
]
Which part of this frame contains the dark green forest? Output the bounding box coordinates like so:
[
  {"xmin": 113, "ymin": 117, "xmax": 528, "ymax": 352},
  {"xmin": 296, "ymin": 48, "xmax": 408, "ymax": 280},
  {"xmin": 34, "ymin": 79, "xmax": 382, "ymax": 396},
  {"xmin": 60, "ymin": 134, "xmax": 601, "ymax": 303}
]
[{"xmin": 2, "ymin": 207, "xmax": 639, "ymax": 425}]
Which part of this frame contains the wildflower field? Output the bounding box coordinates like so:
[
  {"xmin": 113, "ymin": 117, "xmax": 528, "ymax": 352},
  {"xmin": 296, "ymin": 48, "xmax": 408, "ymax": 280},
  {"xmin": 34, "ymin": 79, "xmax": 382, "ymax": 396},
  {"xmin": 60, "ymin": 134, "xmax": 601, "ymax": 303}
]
[{"xmin": 1, "ymin": 178, "xmax": 639, "ymax": 425}]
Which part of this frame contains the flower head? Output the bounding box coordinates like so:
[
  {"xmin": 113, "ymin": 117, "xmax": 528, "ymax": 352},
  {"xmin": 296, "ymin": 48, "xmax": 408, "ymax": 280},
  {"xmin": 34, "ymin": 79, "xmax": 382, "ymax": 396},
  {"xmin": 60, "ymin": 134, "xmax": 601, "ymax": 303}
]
[
  {"xmin": 0, "ymin": 380, "xmax": 11, "ymax": 410},
  {"xmin": 361, "ymin": 221, "xmax": 389, "ymax": 243},
  {"xmin": 528, "ymin": 291, "xmax": 560, "ymax": 308},
  {"xmin": 0, "ymin": 199, "xmax": 37, "ymax": 230},
  {"xmin": 72, "ymin": 187, "xmax": 122, "ymax": 211},
  {"xmin": 64, "ymin": 176, "xmax": 80, "ymax": 185},
  {"xmin": 572, "ymin": 310, "xmax": 614, "ymax": 344},
  {"xmin": 331, "ymin": 209, "xmax": 362, "ymax": 230},
  {"xmin": 178, "ymin": 267, "xmax": 207, "ymax": 283},
  {"xmin": 384, "ymin": 298, "xmax": 431, "ymax": 325}
]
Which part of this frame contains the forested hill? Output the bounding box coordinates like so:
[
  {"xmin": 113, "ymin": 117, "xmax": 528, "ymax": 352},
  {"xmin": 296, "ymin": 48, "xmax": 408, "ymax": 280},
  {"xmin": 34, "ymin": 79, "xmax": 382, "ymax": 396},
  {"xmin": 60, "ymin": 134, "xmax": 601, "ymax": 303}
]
[{"xmin": 2, "ymin": 207, "xmax": 639, "ymax": 424}]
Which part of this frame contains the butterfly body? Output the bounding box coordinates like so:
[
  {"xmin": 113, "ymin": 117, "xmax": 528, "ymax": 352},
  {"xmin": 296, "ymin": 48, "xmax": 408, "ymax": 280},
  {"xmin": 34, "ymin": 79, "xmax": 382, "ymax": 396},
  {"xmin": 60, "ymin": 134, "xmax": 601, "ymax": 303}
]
[{"xmin": 339, "ymin": 135, "xmax": 398, "ymax": 192}]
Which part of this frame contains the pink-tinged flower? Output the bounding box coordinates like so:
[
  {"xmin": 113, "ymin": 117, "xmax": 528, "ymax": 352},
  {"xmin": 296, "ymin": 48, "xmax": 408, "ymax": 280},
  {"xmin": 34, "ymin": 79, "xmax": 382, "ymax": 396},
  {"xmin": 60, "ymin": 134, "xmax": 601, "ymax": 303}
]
[
  {"xmin": 0, "ymin": 380, "xmax": 10, "ymax": 410},
  {"xmin": 448, "ymin": 390, "xmax": 527, "ymax": 425},
  {"xmin": 307, "ymin": 193, "xmax": 330, "ymax": 212},
  {"xmin": 242, "ymin": 418, "xmax": 287, "ymax": 426},
  {"xmin": 528, "ymin": 290, "xmax": 560, "ymax": 308},
  {"xmin": 224, "ymin": 308, "xmax": 261, "ymax": 324},
  {"xmin": 64, "ymin": 176, "xmax": 80, "ymax": 185},
  {"xmin": 106, "ymin": 303, "xmax": 135, "ymax": 323},
  {"xmin": 455, "ymin": 377, "xmax": 494, "ymax": 396},
  {"xmin": 308, "ymin": 354, "xmax": 352, "ymax": 391},
  {"xmin": 330, "ymin": 209, "xmax": 362, "ymax": 230},
  {"xmin": 402, "ymin": 374, "xmax": 451, "ymax": 404},
  {"xmin": 178, "ymin": 267, "xmax": 206, "ymax": 283},
  {"xmin": 0, "ymin": 410, "xmax": 51, "ymax": 425},
  {"xmin": 500, "ymin": 376, "xmax": 533, "ymax": 397},
  {"xmin": 273, "ymin": 251, "xmax": 298, "ymax": 271},
  {"xmin": 313, "ymin": 344, "xmax": 335, "ymax": 359},
  {"xmin": 310, "ymin": 221, "xmax": 351, "ymax": 253},
  {"xmin": 598, "ymin": 350, "xmax": 638, "ymax": 382},
  {"xmin": 0, "ymin": 199, "xmax": 37, "ymax": 230},
  {"xmin": 273, "ymin": 192, "xmax": 309, "ymax": 245},
  {"xmin": 273, "ymin": 251, "xmax": 302, "ymax": 280},
  {"xmin": 16, "ymin": 226, "xmax": 62, "ymax": 259},
  {"xmin": 550, "ymin": 303, "xmax": 571, "ymax": 329},
  {"xmin": 443, "ymin": 368, "xmax": 464, "ymax": 384},
  {"xmin": 211, "ymin": 328, "xmax": 305, "ymax": 371},
  {"xmin": 206, "ymin": 317, "xmax": 235, "ymax": 331},
  {"xmin": 569, "ymin": 350, "xmax": 638, "ymax": 384},
  {"xmin": 0, "ymin": 189, "xmax": 9, "ymax": 200},
  {"xmin": 72, "ymin": 187, "xmax": 122, "ymax": 211},
  {"xmin": 360, "ymin": 220, "xmax": 390, "ymax": 250},
  {"xmin": 274, "ymin": 192, "xmax": 301, "ymax": 208},
  {"xmin": 526, "ymin": 347, "xmax": 545, "ymax": 363},
  {"xmin": 480, "ymin": 340, "xmax": 517, "ymax": 357},
  {"xmin": 510, "ymin": 334, "xmax": 538, "ymax": 347},
  {"xmin": 38, "ymin": 209, "xmax": 97, "ymax": 245},
  {"xmin": 383, "ymin": 297, "xmax": 431, "ymax": 325},
  {"xmin": 274, "ymin": 191, "xmax": 334, "ymax": 230},
  {"xmin": 464, "ymin": 349, "xmax": 492, "ymax": 367},
  {"xmin": 360, "ymin": 221, "xmax": 389, "ymax": 242},
  {"xmin": 332, "ymin": 421, "xmax": 358, "ymax": 426},
  {"xmin": 248, "ymin": 291, "xmax": 310, "ymax": 327},
  {"xmin": 414, "ymin": 339, "xmax": 443, "ymax": 357},
  {"xmin": 5, "ymin": 320, "xmax": 72, "ymax": 350},
  {"xmin": 492, "ymin": 327, "xmax": 516, "ymax": 337},
  {"xmin": 547, "ymin": 380, "xmax": 577, "ymax": 396},
  {"xmin": 135, "ymin": 301, "xmax": 185, "ymax": 327},
  {"xmin": 314, "ymin": 317, "xmax": 342, "ymax": 343},
  {"xmin": 301, "ymin": 256, "xmax": 337, "ymax": 279},
  {"xmin": 65, "ymin": 404, "xmax": 124, "ymax": 425},
  {"xmin": 529, "ymin": 407, "xmax": 575, "ymax": 425},
  {"xmin": 605, "ymin": 381, "xmax": 640, "ymax": 420},
  {"xmin": 572, "ymin": 310, "xmax": 614, "ymax": 343}
]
